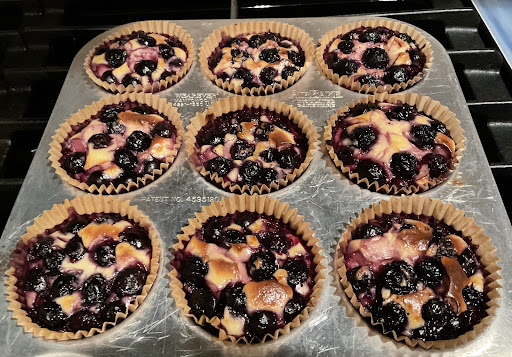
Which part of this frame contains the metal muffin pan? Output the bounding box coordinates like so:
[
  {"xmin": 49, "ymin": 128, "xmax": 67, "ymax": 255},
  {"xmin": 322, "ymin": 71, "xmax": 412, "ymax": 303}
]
[{"xmin": 0, "ymin": 16, "xmax": 510, "ymax": 357}]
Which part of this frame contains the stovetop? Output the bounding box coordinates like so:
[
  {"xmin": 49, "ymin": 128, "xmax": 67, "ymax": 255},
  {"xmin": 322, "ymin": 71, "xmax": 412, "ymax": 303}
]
[{"xmin": 1, "ymin": 0, "xmax": 510, "ymax": 232}]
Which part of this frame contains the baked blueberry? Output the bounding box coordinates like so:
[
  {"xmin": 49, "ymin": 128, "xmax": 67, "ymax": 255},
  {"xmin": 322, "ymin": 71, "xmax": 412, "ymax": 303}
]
[
  {"xmin": 114, "ymin": 267, "xmax": 146, "ymax": 297},
  {"xmin": 260, "ymin": 149, "xmax": 276, "ymax": 163},
  {"xmin": 382, "ymin": 261, "xmax": 417, "ymax": 295},
  {"xmin": 30, "ymin": 237, "xmax": 54, "ymax": 258},
  {"xmin": 458, "ymin": 248, "xmax": 478, "ymax": 277},
  {"xmin": 44, "ymin": 250, "xmax": 65, "ymax": 272},
  {"xmin": 433, "ymin": 237, "xmax": 457, "ymax": 258},
  {"xmin": 121, "ymin": 75, "xmax": 140, "ymax": 88},
  {"xmin": 247, "ymin": 311, "xmax": 277, "ymax": 340},
  {"xmin": 240, "ymin": 161, "xmax": 261, "ymax": 185},
  {"xmin": 126, "ymin": 131, "xmax": 152, "ymax": 152},
  {"xmin": 159, "ymin": 44, "xmax": 175, "ymax": 60},
  {"xmin": 63, "ymin": 219, "xmax": 88, "ymax": 234},
  {"xmin": 331, "ymin": 57, "xmax": 358, "ymax": 76},
  {"xmin": 276, "ymin": 149, "xmax": 299, "ymax": 169},
  {"xmin": 131, "ymin": 106, "xmax": 149, "ymax": 115},
  {"xmin": 114, "ymin": 148, "xmax": 137, "ymax": 170},
  {"xmin": 143, "ymin": 160, "xmax": 160, "ymax": 174},
  {"xmin": 231, "ymin": 140, "xmax": 254, "ymax": 160},
  {"xmin": 425, "ymin": 153, "xmax": 448, "ymax": 178},
  {"xmin": 383, "ymin": 66, "xmax": 410, "ymax": 85},
  {"xmin": 247, "ymin": 251, "xmax": 278, "ymax": 281},
  {"xmin": 188, "ymin": 288, "xmax": 217, "ymax": 318},
  {"xmin": 284, "ymin": 295, "xmax": 306, "ymax": 322},
  {"xmin": 347, "ymin": 266, "xmax": 375, "ymax": 294},
  {"xmin": 68, "ymin": 310, "xmax": 101, "ymax": 331},
  {"xmin": 86, "ymin": 170, "xmax": 107, "ymax": 187},
  {"xmin": 388, "ymin": 104, "xmax": 414, "ymax": 121},
  {"xmin": 359, "ymin": 29, "xmax": 381, "ymax": 43},
  {"xmin": 259, "ymin": 168, "xmax": 278, "ymax": 185},
  {"xmin": 152, "ymin": 121, "xmax": 174, "ymax": 138},
  {"xmin": 107, "ymin": 121, "xmax": 126, "ymax": 135},
  {"xmin": 50, "ymin": 274, "xmax": 76, "ymax": 297},
  {"xmin": 180, "ymin": 256, "xmax": 208, "ymax": 285},
  {"xmin": 25, "ymin": 268, "xmax": 47, "ymax": 292},
  {"xmin": 82, "ymin": 274, "xmax": 108, "ymax": 305},
  {"xmin": 362, "ymin": 48, "xmax": 389, "ymax": 69},
  {"xmin": 431, "ymin": 120, "xmax": 447, "ymax": 134},
  {"xmin": 101, "ymin": 301, "xmax": 125, "ymax": 322},
  {"xmin": 337, "ymin": 40, "xmax": 354, "ymax": 54},
  {"xmin": 202, "ymin": 217, "xmax": 224, "ymax": 245},
  {"xmin": 282, "ymin": 66, "xmax": 298, "ymax": 80},
  {"xmin": 135, "ymin": 60, "xmax": 157, "ymax": 76},
  {"xmin": 259, "ymin": 48, "xmax": 280, "ymax": 63},
  {"xmin": 223, "ymin": 229, "xmax": 246, "ymax": 244},
  {"xmin": 37, "ymin": 301, "xmax": 67, "ymax": 330},
  {"xmin": 134, "ymin": 32, "xmax": 156, "ymax": 46},
  {"xmin": 462, "ymin": 286, "xmax": 484, "ymax": 306},
  {"xmin": 64, "ymin": 153, "xmax": 85, "ymax": 175},
  {"xmin": 267, "ymin": 231, "xmax": 291, "ymax": 254},
  {"xmin": 350, "ymin": 103, "xmax": 377, "ymax": 117},
  {"xmin": 283, "ymin": 259, "xmax": 308, "ymax": 286},
  {"xmin": 223, "ymin": 283, "xmax": 247, "ymax": 315},
  {"xmin": 397, "ymin": 33, "xmax": 413, "ymax": 43},
  {"xmin": 352, "ymin": 224, "xmax": 383, "ymax": 240},
  {"xmin": 260, "ymin": 67, "xmax": 277, "ymax": 85},
  {"xmin": 94, "ymin": 245, "xmax": 116, "ymax": 267},
  {"xmin": 121, "ymin": 229, "xmax": 151, "ymax": 250},
  {"xmin": 355, "ymin": 160, "xmax": 385, "ymax": 184},
  {"xmin": 390, "ymin": 152, "xmax": 418, "ymax": 179},
  {"xmin": 358, "ymin": 74, "xmax": 381, "ymax": 87},
  {"xmin": 254, "ymin": 122, "xmax": 272, "ymax": 141},
  {"xmin": 100, "ymin": 107, "xmax": 121, "ymax": 123},
  {"xmin": 336, "ymin": 147, "xmax": 355, "ymax": 165},
  {"xmin": 372, "ymin": 302, "xmax": 407, "ymax": 333},
  {"xmin": 233, "ymin": 68, "xmax": 254, "ymax": 87},
  {"xmin": 422, "ymin": 298, "xmax": 453, "ymax": 323},
  {"xmin": 350, "ymin": 126, "xmax": 377, "ymax": 151},
  {"xmin": 411, "ymin": 124, "xmax": 437, "ymax": 148},
  {"xmin": 415, "ymin": 259, "xmax": 445, "ymax": 288},
  {"xmin": 88, "ymin": 133, "xmax": 112, "ymax": 149},
  {"xmin": 105, "ymin": 49, "xmax": 126, "ymax": 68},
  {"xmin": 248, "ymin": 34, "xmax": 265, "ymax": 48},
  {"xmin": 288, "ymin": 51, "xmax": 304, "ymax": 66},
  {"xmin": 101, "ymin": 71, "xmax": 116, "ymax": 84},
  {"xmin": 160, "ymin": 71, "xmax": 174, "ymax": 81}
]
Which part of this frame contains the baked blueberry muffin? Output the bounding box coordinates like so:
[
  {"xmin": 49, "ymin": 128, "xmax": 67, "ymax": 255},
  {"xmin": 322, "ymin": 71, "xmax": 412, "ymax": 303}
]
[
  {"xmin": 200, "ymin": 22, "xmax": 314, "ymax": 95},
  {"xmin": 170, "ymin": 194, "xmax": 324, "ymax": 343},
  {"xmin": 85, "ymin": 21, "xmax": 194, "ymax": 93},
  {"xmin": 5, "ymin": 196, "xmax": 159, "ymax": 340},
  {"xmin": 50, "ymin": 93, "xmax": 183, "ymax": 194},
  {"xmin": 325, "ymin": 94, "xmax": 464, "ymax": 194},
  {"xmin": 317, "ymin": 21, "xmax": 432, "ymax": 93},
  {"xmin": 337, "ymin": 196, "xmax": 500, "ymax": 348},
  {"xmin": 187, "ymin": 97, "xmax": 317, "ymax": 194}
]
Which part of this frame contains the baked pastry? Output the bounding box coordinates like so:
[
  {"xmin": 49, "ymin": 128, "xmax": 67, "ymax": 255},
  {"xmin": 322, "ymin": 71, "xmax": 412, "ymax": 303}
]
[
  {"xmin": 337, "ymin": 196, "xmax": 500, "ymax": 348},
  {"xmin": 85, "ymin": 21, "xmax": 194, "ymax": 93},
  {"xmin": 317, "ymin": 20, "xmax": 432, "ymax": 93},
  {"xmin": 325, "ymin": 93, "xmax": 465, "ymax": 194},
  {"xmin": 199, "ymin": 22, "xmax": 314, "ymax": 95},
  {"xmin": 5, "ymin": 196, "xmax": 159, "ymax": 340},
  {"xmin": 170, "ymin": 194, "xmax": 324, "ymax": 343},
  {"xmin": 187, "ymin": 96, "xmax": 317, "ymax": 194},
  {"xmin": 50, "ymin": 93, "xmax": 183, "ymax": 194}
]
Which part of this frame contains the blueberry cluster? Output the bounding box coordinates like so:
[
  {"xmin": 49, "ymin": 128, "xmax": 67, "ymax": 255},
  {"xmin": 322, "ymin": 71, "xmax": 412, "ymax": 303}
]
[
  {"xmin": 329, "ymin": 102, "xmax": 453, "ymax": 191},
  {"xmin": 195, "ymin": 107, "xmax": 308, "ymax": 190},
  {"xmin": 60, "ymin": 101, "xmax": 176, "ymax": 189},
  {"xmin": 174, "ymin": 211, "xmax": 315, "ymax": 342},
  {"xmin": 346, "ymin": 214, "xmax": 486, "ymax": 341},
  {"xmin": 324, "ymin": 26, "xmax": 426, "ymax": 88},
  {"xmin": 19, "ymin": 212, "xmax": 151, "ymax": 332},
  {"xmin": 208, "ymin": 32, "xmax": 305, "ymax": 89}
]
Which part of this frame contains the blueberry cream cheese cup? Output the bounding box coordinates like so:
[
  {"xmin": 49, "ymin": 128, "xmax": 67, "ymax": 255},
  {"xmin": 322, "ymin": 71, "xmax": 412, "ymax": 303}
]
[
  {"xmin": 5, "ymin": 195, "xmax": 161, "ymax": 340},
  {"xmin": 316, "ymin": 19, "xmax": 433, "ymax": 94},
  {"xmin": 335, "ymin": 195, "xmax": 501, "ymax": 349},
  {"xmin": 199, "ymin": 21, "xmax": 315, "ymax": 95},
  {"xmin": 49, "ymin": 92, "xmax": 183, "ymax": 194},
  {"xmin": 186, "ymin": 96, "xmax": 318, "ymax": 194},
  {"xmin": 169, "ymin": 194, "xmax": 325, "ymax": 344},
  {"xmin": 85, "ymin": 20, "xmax": 194, "ymax": 93},
  {"xmin": 324, "ymin": 92, "xmax": 466, "ymax": 195}
]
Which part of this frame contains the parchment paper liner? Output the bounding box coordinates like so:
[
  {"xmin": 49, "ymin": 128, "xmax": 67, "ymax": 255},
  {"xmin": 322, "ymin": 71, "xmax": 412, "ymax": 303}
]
[
  {"xmin": 199, "ymin": 21, "xmax": 315, "ymax": 96},
  {"xmin": 186, "ymin": 96, "xmax": 318, "ymax": 194},
  {"xmin": 84, "ymin": 20, "xmax": 194, "ymax": 93},
  {"xmin": 324, "ymin": 92, "xmax": 466, "ymax": 195},
  {"xmin": 169, "ymin": 193, "xmax": 326, "ymax": 344},
  {"xmin": 316, "ymin": 19, "xmax": 433, "ymax": 94},
  {"xmin": 49, "ymin": 92, "xmax": 184, "ymax": 194},
  {"xmin": 335, "ymin": 195, "xmax": 501, "ymax": 349},
  {"xmin": 5, "ymin": 195, "xmax": 161, "ymax": 340}
]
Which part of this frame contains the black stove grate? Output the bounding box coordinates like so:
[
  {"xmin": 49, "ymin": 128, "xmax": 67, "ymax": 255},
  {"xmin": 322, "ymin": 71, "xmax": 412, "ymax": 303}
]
[{"xmin": 1, "ymin": 0, "xmax": 510, "ymax": 231}]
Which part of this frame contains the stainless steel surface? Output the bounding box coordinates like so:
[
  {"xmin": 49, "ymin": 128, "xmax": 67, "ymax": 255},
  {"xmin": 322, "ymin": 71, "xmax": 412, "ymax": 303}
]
[
  {"xmin": 473, "ymin": 0, "xmax": 512, "ymax": 68},
  {"xmin": 0, "ymin": 16, "xmax": 510, "ymax": 357}
]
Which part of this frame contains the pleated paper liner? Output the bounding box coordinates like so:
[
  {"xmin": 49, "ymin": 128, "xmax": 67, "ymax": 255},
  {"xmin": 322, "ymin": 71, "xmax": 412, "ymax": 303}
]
[
  {"xmin": 84, "ymin": 20, "xmax": 194, "ymax": 93},
  {"xmin": 316, "ymin": 19, "xmax": 433, "ymax": 94},
  {"xmin": 335, "ymin": 195, "xmax": 501, "ymax": 349},
  {"xmin": 49, "ymin": 92, "xmax": 184, "ymax": 194},
  {"xmin": 199, "ymin": 21, "xmax": 315, "ymax": 96},
  {"xmin": 324, "ymin": 92, "xmax": 466, "ymax": 195},
  {"xmin": 169, "ymin": 194, "xmax": 326, "ymax": 344},
  {"xmin": 186, "ymin": 96, "xmax": 318, "ymax": 194},
  {"xmin": 5, "ymin": 195, "xmax": 161, "ymax": 340}
]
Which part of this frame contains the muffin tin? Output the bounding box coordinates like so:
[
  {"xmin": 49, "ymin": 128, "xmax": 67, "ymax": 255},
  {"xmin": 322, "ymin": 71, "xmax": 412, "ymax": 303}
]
[{"xmin": 0, "ymin": 16, "xmax": 510, "ymax": 356}]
